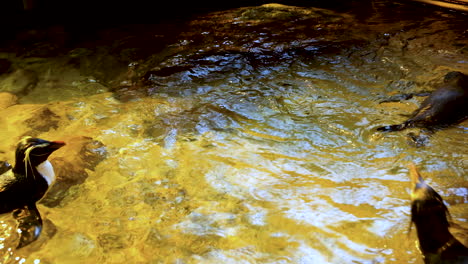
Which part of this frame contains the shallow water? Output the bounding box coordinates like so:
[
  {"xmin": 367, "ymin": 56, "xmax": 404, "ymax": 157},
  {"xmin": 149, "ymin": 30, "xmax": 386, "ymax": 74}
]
[{"xmin": 0, "ymin": 1, "xmax": 467, "ymax": 263}]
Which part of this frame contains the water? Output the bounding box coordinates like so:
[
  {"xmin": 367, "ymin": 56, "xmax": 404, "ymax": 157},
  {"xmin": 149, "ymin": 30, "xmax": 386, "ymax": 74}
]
[{"xmin": 0, "ymin": 1, "xmax": 467, "ymax": 263}]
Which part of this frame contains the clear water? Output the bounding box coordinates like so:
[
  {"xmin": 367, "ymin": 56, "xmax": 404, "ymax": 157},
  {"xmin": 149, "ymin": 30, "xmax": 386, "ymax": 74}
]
[{"xmin": 0, "ymin": 1, "xmax": 467, "ymax": 263}]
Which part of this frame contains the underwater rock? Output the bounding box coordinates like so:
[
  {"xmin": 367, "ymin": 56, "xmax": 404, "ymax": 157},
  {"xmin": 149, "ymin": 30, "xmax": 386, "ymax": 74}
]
[
  {"xmin": 110, "ymin": 85, "xmax": 149, "ymax": 102},
  {"xmin": 0, "ymin": 68, "xmax": 38, "ymax": 96},
  {"xmin": 0, "ymin": 104, "xmax": 63, "ymax": 139},
  {"xmin": 15, "ymin": 58, "xmax": 111, "ymax": 103},
  {"xmin": 97, "ymin": 233, "xmax": 130, "ymax": 252},
  {"xmin": 24, "ymin": 106, "xmax": 61, "ymax": 134},
  {"xmin": 73, "ymin": 47, "xmax": 128, "ymax": 85},
  {"xmin": 108, "ymin": 3, "xmax": 357, "ymax": 99},
  {"xmin": 41, "ymin": 136, "xmax": 107, "ymax": 207},
  {"xmin": 406, "ymin": 132, "xmax": 430, "ymax": 148},
  {"xmin": 0, "ymin": 92, "xmax": 17, "ymax": 109}
]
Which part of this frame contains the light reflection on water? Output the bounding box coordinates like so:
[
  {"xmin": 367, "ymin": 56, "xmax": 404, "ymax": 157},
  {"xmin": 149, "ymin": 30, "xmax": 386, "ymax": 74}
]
[{"xmin": 0, "ymin": 1, "xmax": 467, "ymax": 264}]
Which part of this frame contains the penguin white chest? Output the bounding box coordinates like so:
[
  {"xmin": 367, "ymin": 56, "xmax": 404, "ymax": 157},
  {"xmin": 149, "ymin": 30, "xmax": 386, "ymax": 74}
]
[{"xmin": 36, "ymin": 160, "xmax": 56, "ymax": 186}]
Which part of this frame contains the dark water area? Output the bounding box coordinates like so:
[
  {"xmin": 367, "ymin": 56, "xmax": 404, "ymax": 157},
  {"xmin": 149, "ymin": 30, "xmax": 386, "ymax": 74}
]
[
  {"xmin": 0, "ymin": 0, "xmax": 458, "ymax": 36},
  {"xmin": 0, "ymin": 0, "xmax": 467, "ymax": 263}
]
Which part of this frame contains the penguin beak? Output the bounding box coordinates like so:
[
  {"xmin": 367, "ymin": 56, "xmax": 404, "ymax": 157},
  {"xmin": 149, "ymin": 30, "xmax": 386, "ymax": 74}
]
[
  {"xmin": 408, "ymin": 162, "xmax": 423, "ymax": 187},
  {"xmin": 47, "ymin": 141, "xmax": 66, "ymax": 150},
  {"xmin": 408, "ymin": 163, "xmax": 431, "ymax": 201}
]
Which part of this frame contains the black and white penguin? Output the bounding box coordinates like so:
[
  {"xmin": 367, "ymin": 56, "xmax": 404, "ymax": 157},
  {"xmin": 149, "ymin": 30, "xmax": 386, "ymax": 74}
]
[
  {"xmin": 0, "ymin": 136, "xmax": 65, "ymax": 248},
  {"xmin": 378, "ymin": 71, "xmax": 468, "ymax": 132},
  {"xmin": 408, "ymin": 163, "xmax": 468, "ymax": 264}
]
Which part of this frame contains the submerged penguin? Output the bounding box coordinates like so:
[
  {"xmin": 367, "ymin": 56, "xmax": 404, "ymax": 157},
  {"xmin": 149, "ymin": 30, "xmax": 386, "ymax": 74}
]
[
  {"xmin": 0, "ymin": 136, "xmax": 65, "ymax": 248},
  {"xmin": 378, "ymin": 71, "xmax": 468, "ymax": 132},
  {"xmin": 408, "ymin": 163, "xmax": 468, "ymax": 264}
]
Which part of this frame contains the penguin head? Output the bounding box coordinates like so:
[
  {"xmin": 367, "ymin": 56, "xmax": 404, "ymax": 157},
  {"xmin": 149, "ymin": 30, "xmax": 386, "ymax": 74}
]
[
  {"xmin": 14, "ymin": 137, "xmax": 65, "ymax": 175},
  {"xmin": 408, "ymin": 163, "xmax": 450, "ymax": 228},
  {"xmin": 443, "ymin": 71, "xmax": 468, "ymax": 91},
  {"xmin": 409, "ymin": 163, "xmax": 430, "ymax": 201}
]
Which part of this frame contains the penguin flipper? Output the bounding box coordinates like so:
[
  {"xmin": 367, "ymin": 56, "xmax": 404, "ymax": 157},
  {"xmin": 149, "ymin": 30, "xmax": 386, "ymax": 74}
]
[{"xmin": 12, "ymin": 203, "xmax": 43, "ymax": 249}]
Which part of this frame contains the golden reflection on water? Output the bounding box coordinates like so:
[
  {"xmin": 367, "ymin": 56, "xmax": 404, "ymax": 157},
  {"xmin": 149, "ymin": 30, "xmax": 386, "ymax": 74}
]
[{"xmin": 1, "ymin": 89, "xmax": 466, "ymax": 263}]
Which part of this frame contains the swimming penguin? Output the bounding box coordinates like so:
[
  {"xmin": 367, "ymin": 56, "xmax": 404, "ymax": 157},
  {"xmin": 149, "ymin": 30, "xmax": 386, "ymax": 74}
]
[
  {"xmin": 0, "ymin": 136, "xmax": 65, "ymax": 248},
  {"xmin": 408, "ymin": 163, "xmax": 468, "ymax": 264},
  {"xmin": 378, "ymin": 71, "xmax": 468, "ymax": 132}
]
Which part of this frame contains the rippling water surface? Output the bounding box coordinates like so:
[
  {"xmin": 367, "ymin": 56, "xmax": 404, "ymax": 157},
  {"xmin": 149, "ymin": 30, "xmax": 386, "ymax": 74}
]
[{"xmin": 0, "ymin": 1, "xmax": 467, "ymax": 263}]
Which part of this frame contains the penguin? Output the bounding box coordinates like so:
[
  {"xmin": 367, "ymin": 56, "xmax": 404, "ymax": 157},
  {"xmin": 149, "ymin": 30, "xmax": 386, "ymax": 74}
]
[
  {"xmin": 378, "ymin": 71, "xmax": 468, "ymax": 132},
  {"xmin": 408, "ymin": 163, "xmax": 468, "ymax": 264},
  {"xmin": 0, "ymin": 136, "xmax": 65, "ymax": 249}
]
